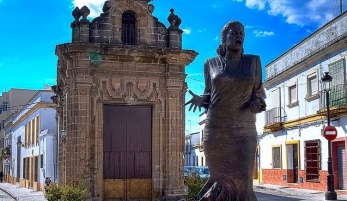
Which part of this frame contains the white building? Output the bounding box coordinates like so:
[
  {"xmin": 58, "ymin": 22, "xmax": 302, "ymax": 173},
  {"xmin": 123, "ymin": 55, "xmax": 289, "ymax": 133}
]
[
  {"xmin": 185, "ymin": 112, "xmax": 207, "ymax": 166},
  {"xmin": 9, "ymin": 90, "xmax": 56, "ymax": 192},
  {"xmin": 0, "ymin": 89, "xmax": 37, "ymax": 179},
  {"xmin": 256, "ymin": 11, "xmax": 347, "ymax": 192}
]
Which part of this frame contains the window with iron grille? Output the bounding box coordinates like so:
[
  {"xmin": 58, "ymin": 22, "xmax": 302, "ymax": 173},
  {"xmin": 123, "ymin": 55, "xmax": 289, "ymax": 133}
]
[
  {"xmin": 328, "ymin": 59, "xmax": 346, "ymax": 107},
  {"xmin": 272, "ymin": 146, "xmax": 281, "ymax": 168},
  {"xmin": 121, "ymin": 11, "xmax": 137, "ymax": 45},
  {"xmin": 305, "ymin": 140, "xmax": 321, "ymax": 182}
]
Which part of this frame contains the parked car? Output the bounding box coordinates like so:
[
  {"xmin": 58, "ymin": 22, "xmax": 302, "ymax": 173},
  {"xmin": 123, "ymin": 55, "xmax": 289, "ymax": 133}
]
[
  {"xmin": 183, "ymin": 166, "xmax": 210, "ymax": 178},
  {"xmin": 195, "ymin": 166, "xmax": 210, "ymax": 179}
]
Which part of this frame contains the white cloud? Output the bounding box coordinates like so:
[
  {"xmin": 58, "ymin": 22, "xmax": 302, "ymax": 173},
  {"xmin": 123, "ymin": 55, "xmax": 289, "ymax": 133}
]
[
  {"xmin": 253, "ymin": 30, "xmax": 274, "ymax": 37},
  {"xmin": 245, "ymin": 25, "xmax": 253, "ymax": 29},
  {"xmin": 237, "ymin": 0, "xmax": 338, "ymax": 26},
  {"xmin": 214, "ymin": 36, "xmax": 219, "ymax": 41},
  {"xmin": 182, "ymin": 28, "xmax": 192, "ymax": 35},
  {"xmin": 246, "ymin": 0, "xmax": 266, "ymax": 10},
  {"xmin": 198, "ymin": 29, "xmax": 206, "ymax": 33},
  {"xmin": 72, "ymin": 0, "xmax": 105, "ymax": 18}
]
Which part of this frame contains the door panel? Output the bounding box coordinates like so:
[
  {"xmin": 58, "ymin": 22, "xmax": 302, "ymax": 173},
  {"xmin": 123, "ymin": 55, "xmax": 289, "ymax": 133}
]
[
  {"xmin": 103, "ymin": 105, "xmax": 152, "ymax": 200},
  {"xmin": 337, "ymin": 146, "xmax": 346, "ymax": 190}
]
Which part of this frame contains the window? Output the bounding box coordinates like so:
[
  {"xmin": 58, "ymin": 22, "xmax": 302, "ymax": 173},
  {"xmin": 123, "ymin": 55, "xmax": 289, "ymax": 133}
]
[
  {"xmin": 34, "ymin": 156, "xmax": 38, "ymax": 182},
  {"xmin": 201, "ymin": 157, "xmax": 204, "ymax": 166},
  {"xmin": 25, "ymin": 124, "xmax": 28, "ymax": 147},
  {"xmin": 0, "ymin": 105, "xmax": 2, "ymax": 114},
  {"xmin": 121, "ymin": 11, "xmax": 137, "ymax": 44},
  {"xmin": 305, "ymin": 140, "xmax": 321, "ymax": 182},
  {"xmin": 272, "ymin": 146, "xmax": 281, "ymax": 168},
  {"xmin": 307, "ymin": 73, "xmax": 318, "ymax": 97},
  {"xmin": 328, "ymin": 59, "xmax": 346, "ymax": 107},
  {"xmin": 201, "ymin": 130, "xmax": 204, "ymax": 142},
  {"xmin": 35, "ymin": 116, "xmax": 40, "ymax": 145},
  {"xmin": 196, "ymin": 157, "xmax": 199, "ymax": 166},
  {"xmin": 40, "ymin": 154, "xmax": 44, "ymax": 168},
  {"xmin": 289, "ymin": 85, "xmax": 297, "ymax": 104},
  {"xmin": 2, "ymin": 102, "xmax": 7, "ymax": 111},
  {"xmin": 23, "ymin": 158, "xmax": 26, "ymax": 179},
  {"xmin": 31, "ymin": 119, "xmax": 35, "ymax": 146},
  {"xmin": 192, "ymin": 156, "xmax": 195, "ymax": 166}
]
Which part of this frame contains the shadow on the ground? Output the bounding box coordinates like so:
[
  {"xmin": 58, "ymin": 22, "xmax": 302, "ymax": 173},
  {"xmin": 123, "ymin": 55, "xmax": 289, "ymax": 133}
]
[{"xmin": 256, "ymin": 192, "xmax": 305, "ymax": 201}]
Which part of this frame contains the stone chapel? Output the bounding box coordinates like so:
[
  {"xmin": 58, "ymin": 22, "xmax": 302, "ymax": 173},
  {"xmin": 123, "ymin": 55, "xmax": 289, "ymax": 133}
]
[{"xmin": 53, "ymin": 0, "xmax": 197, "ymax": 200}]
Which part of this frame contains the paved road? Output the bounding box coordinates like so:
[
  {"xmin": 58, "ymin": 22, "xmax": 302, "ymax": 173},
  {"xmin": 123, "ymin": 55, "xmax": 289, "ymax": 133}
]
[
  {"xmin": 255, "ymin": 188, "xmax": 347, "ymax": 201},
  {"xmin": 0, "ymin": 187, "xmax": 15, "ymax": 201}
]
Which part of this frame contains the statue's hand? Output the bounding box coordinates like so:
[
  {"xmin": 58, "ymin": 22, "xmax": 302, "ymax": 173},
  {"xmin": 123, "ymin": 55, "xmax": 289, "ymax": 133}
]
[
  {"xmin": 184, "ymin": 90, "xmax": 203, "ymax": 112},
  {"xmin": 250, "ymin": 97, "xmax": 266, "ymax": 114}
]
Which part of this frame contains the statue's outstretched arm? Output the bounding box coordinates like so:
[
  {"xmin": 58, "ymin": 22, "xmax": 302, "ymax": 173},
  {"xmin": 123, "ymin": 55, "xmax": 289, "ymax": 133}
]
[{"xmin": 185, "ymin": 60, "xmax": 211, "ymax": 113}]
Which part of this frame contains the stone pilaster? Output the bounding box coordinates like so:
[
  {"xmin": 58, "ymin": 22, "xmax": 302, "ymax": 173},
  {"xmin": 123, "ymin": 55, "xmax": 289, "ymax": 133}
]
[{"xmin": 164, "ymin": 75, "xmax": 185, "ymax": 199}]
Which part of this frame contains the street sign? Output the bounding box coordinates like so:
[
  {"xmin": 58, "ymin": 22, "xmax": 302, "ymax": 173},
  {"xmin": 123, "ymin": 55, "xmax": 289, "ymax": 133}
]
[{"xmin": 323, "ymin": 125, "xmax": 337, "ymax": 141}]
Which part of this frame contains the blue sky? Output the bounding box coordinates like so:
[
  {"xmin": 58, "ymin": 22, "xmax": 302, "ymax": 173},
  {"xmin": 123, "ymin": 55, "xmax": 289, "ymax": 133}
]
[{"xmin": 0, "ymin": 0, "xmax": 345, "ymax": 133}]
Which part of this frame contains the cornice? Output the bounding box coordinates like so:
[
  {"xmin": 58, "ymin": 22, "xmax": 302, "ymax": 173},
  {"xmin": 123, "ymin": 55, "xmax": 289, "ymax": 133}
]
[
  {"xmin": 11, "ymin": 103, "xmax": 55, "ymax": 129},
  {"xmin": 55, "ymin": 43, "xmax": 198, "ymax": 66},
  {"xmin": 264, "ymin": 35, "xmax": 347, "ymax": 89}
]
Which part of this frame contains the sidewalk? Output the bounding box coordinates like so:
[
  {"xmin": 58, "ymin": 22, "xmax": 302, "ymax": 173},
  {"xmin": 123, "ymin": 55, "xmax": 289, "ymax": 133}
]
[
  {"xmin": 254, "ymin": 181, "xmax": 347, "ymax": 200},
  {"xmin": 0, "ymin": 182, "xmax": 47, "ymax": 201}
]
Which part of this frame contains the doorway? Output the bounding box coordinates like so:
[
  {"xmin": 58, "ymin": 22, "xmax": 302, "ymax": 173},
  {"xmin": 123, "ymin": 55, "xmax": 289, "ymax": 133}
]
[
  {"xmin": 102, "ymin": 105, "xmax": 152, "ymax": 200},
  {"xmin": 337, "ymin": 146, "xmax": 346, "ymax": 190},
  {"xmin": 286, "ymin": 142, "xmax": 299, "ymax": 183}
]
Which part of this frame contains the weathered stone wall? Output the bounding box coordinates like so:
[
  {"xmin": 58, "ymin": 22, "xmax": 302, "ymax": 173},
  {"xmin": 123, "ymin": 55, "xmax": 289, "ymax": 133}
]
[{"xmin": 54, "ymin": 1, "xmax": 197, "ymax": 200}]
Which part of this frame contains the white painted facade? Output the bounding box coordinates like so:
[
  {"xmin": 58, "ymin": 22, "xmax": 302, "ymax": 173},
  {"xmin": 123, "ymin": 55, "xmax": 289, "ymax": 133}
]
[
  {"xmin": 9, "ymin": 90, "xmax": 56, "ymax": 190},
  {"xmin": 39, "ymin": 129, "xmax": 57, "ymax": 183},
  {"xmin": 184, "ymin": 112, "xmax": 207, "ymax": 166},
  {"xmin": 256, "ymin": 11, "xmax": 347, "ymax": 191}
]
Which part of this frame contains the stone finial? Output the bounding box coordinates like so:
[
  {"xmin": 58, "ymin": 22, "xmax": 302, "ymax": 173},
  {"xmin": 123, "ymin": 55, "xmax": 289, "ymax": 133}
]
[
  {"xmin": 79, "ymin": 6, "xmax": 90, "ymax": 21},
  {"xmin": 72, "ymin": 7, "xmax": 81, "ymax": 21},
  {"xmin": 167, "ymin": 8, "xmax": 181, "ymax": 29},
  {"xmin": 102, "ymin": 1, "xmax": 112, "ymax": 13}
]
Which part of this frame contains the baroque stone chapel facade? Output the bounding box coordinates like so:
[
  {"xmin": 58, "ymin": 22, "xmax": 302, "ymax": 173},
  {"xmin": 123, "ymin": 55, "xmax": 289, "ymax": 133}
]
[{"xmin": 53, "ymin": 0, "xmax": 197, "ymax": 200}]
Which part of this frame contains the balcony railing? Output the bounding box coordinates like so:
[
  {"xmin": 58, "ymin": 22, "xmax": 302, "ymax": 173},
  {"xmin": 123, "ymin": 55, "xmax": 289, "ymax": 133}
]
[
  {"xmin": 264, "ymin": 107, "xmax": 286, "ymax": 131},
  {"xmin": 2, "ymin": 145, "xmax": 11, "ymax": 158},
  {"xmin": 320, "ymin": 84, "xmax": 347, "ymax": 110},
  {"xmin": 120, "ymin": 28, "xmax": 140, "ymax": 45},
  {"xmin": 265, "ymin": 107, "xmax": 285, "ymax": 125}
]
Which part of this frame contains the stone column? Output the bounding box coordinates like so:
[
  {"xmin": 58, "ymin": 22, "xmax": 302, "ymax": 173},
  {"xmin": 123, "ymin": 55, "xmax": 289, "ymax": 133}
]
[
  {"xmin": 65, "ymin": 75, "xmax": 93, "ymax": 188},
  {"xmin": 165, "ymin": 76, "xmax": 185, "ymax": 199}
]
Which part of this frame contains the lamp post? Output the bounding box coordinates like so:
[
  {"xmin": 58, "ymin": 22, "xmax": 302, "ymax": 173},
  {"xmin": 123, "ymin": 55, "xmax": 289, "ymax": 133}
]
[{"xmin": 322, "ymin": 72, "xmax": 337, "ymax": 200}]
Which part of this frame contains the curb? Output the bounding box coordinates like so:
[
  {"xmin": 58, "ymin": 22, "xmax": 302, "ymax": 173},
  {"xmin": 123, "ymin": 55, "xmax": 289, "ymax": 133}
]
[
  {"xmin": 0, "ymin": 185, "xmax": 19, "ymax": 201},
  {"xmin": 253, "ymin": 184, "xmax": 278, "ymax": 191}
]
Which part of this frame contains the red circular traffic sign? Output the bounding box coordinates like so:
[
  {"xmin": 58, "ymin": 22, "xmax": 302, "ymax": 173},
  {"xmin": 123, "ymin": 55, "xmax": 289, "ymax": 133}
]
[{"xmin": 323, "ymin": 125, "xmax": 338, "ymax": 141}]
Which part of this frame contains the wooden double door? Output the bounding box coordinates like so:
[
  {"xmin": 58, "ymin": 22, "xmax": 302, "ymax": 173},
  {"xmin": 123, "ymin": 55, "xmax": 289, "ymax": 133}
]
[{"xmin": 103, "ymin": 105, "xmax": 152, "ymax": 200}]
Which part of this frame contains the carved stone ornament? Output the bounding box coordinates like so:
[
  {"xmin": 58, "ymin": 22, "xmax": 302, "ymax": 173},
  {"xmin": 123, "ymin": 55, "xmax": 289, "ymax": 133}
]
[
  {"xmin": 72, "ymin": 7, "xmax": 81, "ymax": 21},
  {"xmin": 148, "ymin": 4, "xmax": 155, "ymax": 13},
  {"xmin": 159, "ymin": 27, "xmax": 167, "ymax": 34}
]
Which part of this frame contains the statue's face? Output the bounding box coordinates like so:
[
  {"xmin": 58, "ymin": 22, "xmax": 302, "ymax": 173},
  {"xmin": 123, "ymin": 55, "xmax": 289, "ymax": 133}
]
[{"xmin": 224, "ymin": 23, "xmax": 244, "ymax": 51}]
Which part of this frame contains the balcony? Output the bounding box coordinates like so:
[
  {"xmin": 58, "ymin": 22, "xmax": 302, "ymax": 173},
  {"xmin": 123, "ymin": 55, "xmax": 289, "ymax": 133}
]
[
  {"xmin": 120, "ymin": 28, "xmax": 140, "ymax": 45},
  {"xmin": 191, "ymin": 143, "xmax": 204, "ymax": 152},
  {"xmin": 2, "ymin": 145, "xmax": 11, "ymax": 158},
  {"xmin": 264, "ymin": 107, "xmax": 286, "ymax": 131},
  {"xmin": 318, "ymin": 84, "xmax": 347, "ymax": 117}
]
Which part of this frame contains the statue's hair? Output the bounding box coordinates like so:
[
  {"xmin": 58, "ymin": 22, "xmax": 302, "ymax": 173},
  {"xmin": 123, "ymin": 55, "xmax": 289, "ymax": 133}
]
[{"xmin": 216, "ymin": 20, "xmax": 244, "ymax": 57}]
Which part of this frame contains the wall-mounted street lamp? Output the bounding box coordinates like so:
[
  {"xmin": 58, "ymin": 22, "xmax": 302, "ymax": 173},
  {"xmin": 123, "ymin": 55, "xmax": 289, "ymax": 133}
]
[
  {"xmin": 60, "ymin": 130, "xmax": 67, "ymax": 142},
  {"xmin": 322, "ymin": 72, "xmax": 337, "ymax": 200}
]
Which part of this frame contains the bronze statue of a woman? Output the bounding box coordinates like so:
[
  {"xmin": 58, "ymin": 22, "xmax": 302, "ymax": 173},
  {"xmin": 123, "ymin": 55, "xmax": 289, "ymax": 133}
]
[{"xmin": 185, "ymin": 21, "xmax": 266, "ymax": 201}]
